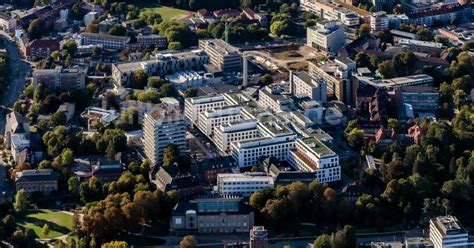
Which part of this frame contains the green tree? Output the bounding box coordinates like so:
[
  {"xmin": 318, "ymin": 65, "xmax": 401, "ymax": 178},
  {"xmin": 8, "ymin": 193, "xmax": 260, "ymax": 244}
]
[
  {"xmin": 184, "ymin": 88, "xmax": 198, "ymax": 98},
  {"xmin": 63, "ymin": 39, "xmax": 78, "ymax": 56},
  {"xmin": 68, "ymin": 176, "xmax": 80, "ymax": 194},
  {"xmin": 51, "ymin": 111, "xmax": 67, "ymax": 126},
  {"xmin": 168, "ymin": 41, "xmax": 182, "ymax": 50},
  {"xmin": 28, "ymin": 18, "xmax": 47, "ymax": 39},
  {"xmin": 147, "ymin": 76, "xmax": 165, "ymax": 88},
  {"xmin": 347, "ymin": 128, "xmax": 365, "ymax": 150},
  {"xmin": 101, "ymin": 241, "xmax": 128, "ymax": 248},
  {"xmin": 163, "ymin": 144, "xmax": 180, "ymax": 166},
  {"xmin": 357, "ymin": 23, "xmax": 370, "ymax": 37},
  {"xmin": 131, "ymin": 70, "xmax": 147, "ymax": 89},
  {"xmin": 108, "ymin": 24, "xmax": 127, "ymax": 36},
  {"xmin": 259, "ymin": 74, "xmax": 273, "ymax": 85},
  {"xmin": 313, "ymin": 234, "xmax": 332, "ymax": 248},
  {"xmin": 378, "ymin": 60, "xmax": 397, "ymax": 79},
  {"xmin": 14, "ymin": 189, "xmax": 29, "ymax": 213}
]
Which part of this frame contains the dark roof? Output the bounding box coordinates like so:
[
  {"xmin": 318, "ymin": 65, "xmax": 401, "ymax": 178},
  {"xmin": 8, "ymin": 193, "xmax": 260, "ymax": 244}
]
[
  {"xmin": 157, "ymin": 166, "xmax": 200, "ymax": 191},
  {"xmin": 197, "ymin": 156, "xmax": 235, "ymax": 172},
  {"xmin": 16, "ymin": 169, "xmax": 59, "ymax": 183},
  {"xmin": 172, "ymin": 198, "xmax": 253, "ymax": 216},
  {"xmin": 274, "ymin": 171, "xmax": 318, "ymax": 184},
  {"xmin": 80, "ymin": 32, "xmax": 130, "ymax": 42}
]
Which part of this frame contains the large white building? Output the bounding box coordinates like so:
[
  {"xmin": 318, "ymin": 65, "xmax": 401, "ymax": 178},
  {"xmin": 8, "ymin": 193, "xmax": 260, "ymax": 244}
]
[
  {"xmin": 287, "ymin": 137, "xmax": 340, "ymax": 183},
  {"xmin": 429, "ymin": 215, "xmax": 473, "ymax": 248},
  {"xmin": 142, "ymin": 99, "xmax": 186, "ymax": 165},
  {"xmin": 307, "ymin": 22, "xmax": 345, "ymax": 54},
  {"xmin": 371, "ymin": 11, "xmax": 389, "ymax": 32},
  {"xmin": 289, "ymin": 71, "xmax": 327, "ymax": 103},
  {"xmin": 112, "ymin": 50, "xmax": 209, "ymax": 86},
  {"xmin": 300, "ymin": 0, "xmax": 360, "ymax": 27},
  {"xmin": 33, "ymin": 68, "xmax": 86, "ymax": 92},
  {"xmin": 198, "ymin": 39, "xmax": 242, "ymax": 71},
  {"xmin": 258, "ymin": 86, "xmax": 292, "ymax": 113},
  {"xmin": 216, "ymin": 172, "xmax": 274, "ymax": 197},
  {"xmin": 214, "ymin": 120, "xmax": 259, "ymax": 153},
  {"xmin": 184, "ymin": 94, "xmax": 227, "ymax": 126},
  {"xmin": 197, "ymin": 106, "xmax": 242, "ymax": 137}
]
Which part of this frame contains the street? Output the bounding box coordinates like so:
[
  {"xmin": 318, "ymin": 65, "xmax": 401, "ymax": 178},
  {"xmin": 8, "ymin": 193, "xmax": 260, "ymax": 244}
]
[{"xmin": 0, "ymin": 31, "xmax": 32, "ymax": 134}]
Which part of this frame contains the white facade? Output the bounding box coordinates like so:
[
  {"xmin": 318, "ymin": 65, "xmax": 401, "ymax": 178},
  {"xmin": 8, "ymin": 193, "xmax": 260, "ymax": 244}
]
[
  {"xmin": 287, "ymin": 137, "xmax": 340, "ymax": 183},
  {"xmin": 307, "ymin": 22, "xmax": 345, "ymax": 53},
  {"xmin": 142, "ymin": 102, "xmax": 186, "ymax": 165},
  {"xmin": 197, "ymin": 106, "xmax": 242, "ymax": 137},
  {"xmin": 214, "ymin": 120, "xmax": 259, "ymax": 153},
  {"xmin": 184, "ymin": 95, "xmax": 227, "ymax": 126},
  {"xmin": 290, "ymin": 71, "xmax": 327, "ymax": 103},
  {"xmin": 371, "ymin": 11, "xmax": 389, "ymax": 32},
  {"xmin": 258, "ymin": 87, "xmax": 292, "ymax": 113},
  {"xmin": 429, "ymin": 216, "xmax": 472, "ymax": 248},
  {"xmin": 216, "ymin": 173, "xmax": 274, "ymax": 197},
  {"xmin": 198, "ymin": 39, "xmax": 242, "ymax": 71},
  {"xmin": 300, "ymin": 0, "xmax": 360, "ymax": 27}
]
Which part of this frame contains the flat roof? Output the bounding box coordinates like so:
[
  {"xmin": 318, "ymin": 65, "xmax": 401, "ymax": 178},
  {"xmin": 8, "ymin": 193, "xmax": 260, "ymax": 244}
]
[{"xmin": 300, "ymin": 137, "xmax": 335, "ymax": 157}]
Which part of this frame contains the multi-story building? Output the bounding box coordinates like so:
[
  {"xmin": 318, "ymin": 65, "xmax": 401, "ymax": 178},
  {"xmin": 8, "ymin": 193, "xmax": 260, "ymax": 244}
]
[
  {"xmin": 214, "ymin": 120, "xmax": 259, "ymax": 153},
  {"xmin": 250, "ymin": 226, "xmax": 269, "ymax": 248},
  {"xmin": 372, "ymin": 0, "xmax": 393, "ymax": 12},
  {"xmin": 19, "ymin": 37, "xmax": 60, "ymax": 59},
  {"xmin": 195, "ymin": 156, "xmax": 236, "ymax": 184},
  {"xmin": 258, "ymin": 86, "xmax": 292, "ymax": 113},
  {"xmin": 429, "ymin": 215, "xmax": 473, "ymax": 248},
  {"xmin": 15, "ymin": 169, "xmax": 59, "ymax": 194},
  {"xmin": 300, "ymin": 0, "xmax": 360, "ymax": 27},
  {"xmin": 307, "ymin": 22, "xmax": 345, "ymax": 54},
  {"xmin": 289, "ymin": 71, "xmax": 327, "ymax": 103},
  {"xmin": 198, "ymin": 106, "xmax": 242, "ymax": 137},
  {"xmin": 287, "ymin": 137, "xmax": 341, "ymax": 183},
  {"xmin": 308, "ymin": 60, "xmax": 352, "ymax": 103},
  {"xmin": 155, "ymin": 166, "xmax": 201, "ymax": 196},
  {"xmin": 216, "ymin": 172, "xmax": 274, "ymax": 197},
  {"xmin": 355, "ymin": 74, "xmax": 434, "ymax": 90},
  {"xmin": 404, "ymin": 3, "xmax": 471, "ymax": 27},
  {"xmin": 79, "ymin": 32, "xmax": 130, "ymax": 50},
  {"xmin": 33, "ymin": 68, "xmax": 86, "ymax": 92},
  {"xmin": 142, "ymin": 100, "xmax": 186, "ymax": 165},
  {"xmin": 394, "ymin": 86, "xmax": 439, "ymax": 113},
  {"xmin": 184, "ymin": 94, "xmax": 227, "ymax": 126},
  {"xmin": 131, "ymin": 34, "xmax": 167, "ymax": 50},
  {"xmin": 0, "ymin": 12, "xmax": 16, "ymax": 31},
  {"xmin": 111, "ymin": 50, "xmax": 209, "ymax": 86},
  {"xmin": 371, "ymin": 11, "xmax": 389, "ymax": 32},
  {"xmin": 397, "ymin": 38, "xmax": 444, "ymax": 54},
  {"xmin": 170, "ymin": 194, "xmax": 254, "ymax": 234},
  {"xmin": 198, "ymin": 39, "xmax": 242, "ymax": 71}
]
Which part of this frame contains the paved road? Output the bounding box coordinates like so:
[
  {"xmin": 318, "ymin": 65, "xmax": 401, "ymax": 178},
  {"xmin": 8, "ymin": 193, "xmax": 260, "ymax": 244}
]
[{"xmin": 0, "ymin": 31, "xmax": 32, "ymax": 134}]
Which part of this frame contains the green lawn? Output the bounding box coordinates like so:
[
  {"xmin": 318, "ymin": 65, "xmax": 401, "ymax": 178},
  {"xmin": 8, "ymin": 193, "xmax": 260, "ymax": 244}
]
[
  {"xmin": 17, "ymin": 209, "xmax": 73, "ymax": 239},
  {"xmin": 140, "ymin": 6, "xmax": 191, "ymax": 21}
]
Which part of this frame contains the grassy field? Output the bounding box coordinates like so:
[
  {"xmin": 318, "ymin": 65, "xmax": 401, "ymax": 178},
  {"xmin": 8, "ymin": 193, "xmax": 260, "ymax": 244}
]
[
  {"xmin": 140, "ymin": 6, "xmax": 191, "ymax": 21},
  {"xmin": 17, "ymin": 209, "xmax": 73, "ymax": 239}
]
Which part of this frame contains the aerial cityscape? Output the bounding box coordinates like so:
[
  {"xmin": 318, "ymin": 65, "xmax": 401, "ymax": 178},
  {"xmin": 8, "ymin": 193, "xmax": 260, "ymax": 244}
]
[{"xmin": 0, "ymin": 0, "xmax": 473, "ymax": 247}]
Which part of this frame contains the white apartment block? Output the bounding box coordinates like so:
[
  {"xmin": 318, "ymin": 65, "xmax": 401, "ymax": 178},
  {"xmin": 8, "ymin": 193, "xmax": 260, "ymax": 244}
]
[
  {"xmin": 300, "ymin": 0, "xmax": 360, "ymax": 27},
  {"xmin": 287, "ymin": 137, "xmax": 341, "ymax": 183},
  {"xmin": 216, "ymin": 172, "xmax": 274, "ymax": 197},
  {"xmin": 429, "ymin": 215, "xmax": 473, "ymax": 248},
  {"xmin": 112, "ymin": 50, "xmax": 209, "ymax": 86},
  {"xmin": 214, "ymin": 120, "xmax": 259, "ymax": 153},
  {"xmin": 258, "ymin": 86, "xmax": 292, "ymax": 113},
  {"xmin": 79, "ymin": 32, "xmax": 130, "ymax": 50},
  {"xmin": 290, "ymin": 71, "xmax": 327, "ymax": 103},
  {"xmin": 198, "ymin": 39, "xmax": 242, "ymax": 71},
  {"xmin": 307, "ymin": 22, "xmax": 345, "ymax": 54},
  {"xmin": 184, "ymin": 94, "xmax": 227, "ymax": 125},
  {"xmin": 142, "ymin": 101, "xmax": 186, "ymax": 165},
  {"xmin": 197, "ymin": 106, "xmax": 242, "ymax": 137}
]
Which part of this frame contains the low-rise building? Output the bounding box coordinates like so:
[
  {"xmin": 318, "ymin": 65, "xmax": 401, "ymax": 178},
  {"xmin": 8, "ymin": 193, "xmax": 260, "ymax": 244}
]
[
  {"xmin": 170, "ymin": 194, "xmax": 254, "ymax": 234},
  {"xmin": 131, "ymin": 34, "xmax": 167, "ymax": 50},
  {"xmin": 397, "ymin": 38, "xmax": 444, "ymax": 54},
  {"xmin": 15, "ymin": 169, "xmax": 59, "ymax": 194},
  {"xmin": 307, "ymin": 21, "xmax": 345, "ymax": 54},
  {"xmin": 92, "ymin": 161, "xmax": 124, "ymax": 183},
  {"xmin": 155, "ymin": 166, "xmax": 201, "ymax": 197},
  {"xmin": 80, "ymin": 107, "xmax": 120, "ymax": 130},
  {"xmin": 194, "ymin": 156, "xmax": 236, "ymax": 184},
  {"xmin": 79, "ymin": 32, "xmax": 130, "ymax": 50},
  {"xmin": 216, "ymin": 172, "xmax": 274, "ymax": 197},
  {"xmin": 19, "ymin": 37, "xmax": 60, "ymax": 59},
  {"xmin": 165, "ymin": 70, "xmax": 204, "ymax": 90}
]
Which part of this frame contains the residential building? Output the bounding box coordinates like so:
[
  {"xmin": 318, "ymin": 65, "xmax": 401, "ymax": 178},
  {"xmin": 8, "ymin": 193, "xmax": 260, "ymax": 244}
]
[
  {"xmin": 15, "ymin": 169, "xmax": 59, "ymax": 194},
  {"xmin": 370, "ymin": 11, "xmax": 389, "ymax": 32},
  {"xmin": 0, "ymin": 12, "xmax": 16, "ymax": 31},
  {"xmin": 33, "ymin": 68, "xmax": 86, "ymax": 92},
  {"xmin": 4, "ymin": 112, "xmax": 29, "ymax": 149},
  {"xmin": 307, "ymin": 21, "xmax": 345, "ymax": 54},
  {"xmin": 289, "ymin": 71, "xmax": 327, "ymax": 103},
  {"xmin": 404, "ymin": 3, "xmax": 471, "ymax": 27},
  {"xmin": 216, "ymin": 172, "xmax": 274, "ymax": 197},
  {"xmin": 130, "ymin": 34, "xmax": 167, "ymax": 50},
  {"xmin": 287, "ymin": 137, "xmax": 341, "ymax": 183},
  {"xmin": 19, "ymin": 37, "xmax": 60, "ymax": 59},
  {"xmin": 372, "ymin": 0, "xmax": 393, "ymax": 12},
  {"xmin": 250, "ymin": 226, "xmax": 268, "ymax": 248},
  {"xmin": 111, "ymin": 50, "xmax": 209, "ymax": 86},
  {"xmin": 142, "ymin": 100, "xmax": 186, "ymax": 165},
  {"xmin": 429, "ymin": 215, "xmax": 473, "ymax": 248},
  {"xmin": 242, "ymin": 7, "xmax": 268, "ymax": 26},
  {"xmin": 170, "ymin": 194, "xmax": 254, "ymax": 234},
  {"xmin": 79, "ymin": 32, "xmax": 130, "ymax": 50},
  {"xmin": 165, "ymin": 70, "xmax": 204, "ymax": 90},
  {"xmin": 300, "ymin": 0, "xmax": 360, "ymax": 27},
  {"xmin": 198, "ymin": 39, "xmax": 242, "ymax": 71}
]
